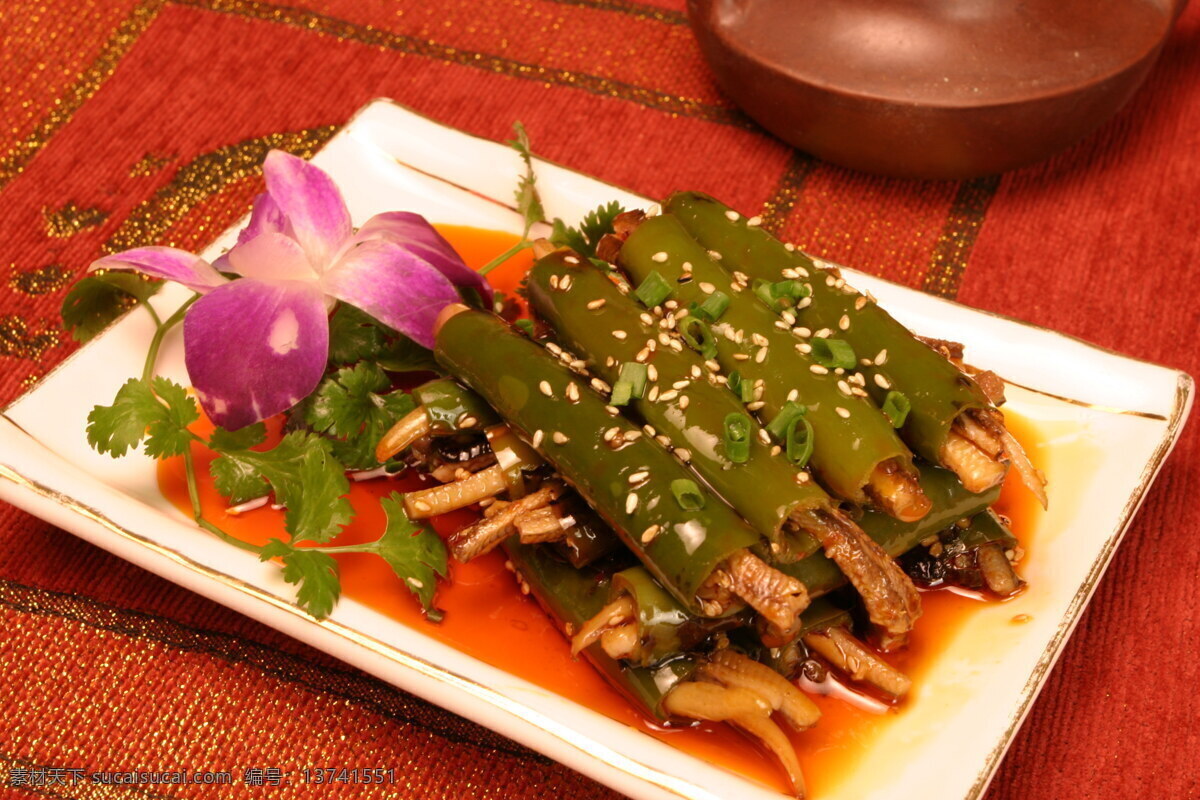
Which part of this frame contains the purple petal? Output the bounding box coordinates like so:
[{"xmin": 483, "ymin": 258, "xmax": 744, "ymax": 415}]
[
  {"xmin": 321, "ymin": 240, "xmax": 460, "ymax": 349},
  {"xmin": 90, "ymin": 247, "xmax": 227, "ymax": 294},
  {"xmin": 237, "ymin": 192, "xmax": 291, "ymax": 246},
  {"xmin": 184, "ymin": 279, "xmax": 329, "ymax": 430},
  {"xmin": 262, "ymin": 150, "xmax": 351, "ymax": 271},
  {"xmin": 224, "ymin": 231, "xmax": 319, "ymax": 283},
  {"xmin": 355, "ymin": 211, "xmax": 492, "ymax": 302}
]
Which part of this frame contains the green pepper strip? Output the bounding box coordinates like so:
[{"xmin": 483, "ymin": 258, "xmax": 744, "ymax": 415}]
[
  {"xmin": 618, "ymin": 213, "xmax": 915, "ymax": 507},
  {"xmin": 664, "ymin": 191, "xmax": 994, "ymax": 465},
  {"xmin": 435, "ymin": 308, "xmax": 760, "ymax": 613},
  {"xmin": 550, "ymin": 495, "xmax": 623, "ymax": 568},
  {"xmin": 956, "ymin": 509, "xmax": 1018, "ymax": 550},
  {"xmin": 611, "ymin": 566, "xmax": 740, "ymax": 667},
  {"xmin": 414, "ymin": 378, "xmax": 501, "ymax": 433},
  {"xmin": 777, "ymin": 465, "xmax": 1001, "ymax": 595},
  {"xmin": 503, "ymin": 539, "xmax": 695, "ymax": 720},
  {"xmin": 526, "ymin": 252, "xmax": 828, "ymax": 561}
]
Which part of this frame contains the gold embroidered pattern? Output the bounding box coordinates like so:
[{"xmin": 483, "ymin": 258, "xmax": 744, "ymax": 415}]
[
  {"xmin": 104, "ymin": 127, "xmax": 338, "ymax": 254},
  {"xmin": 758, "ymin": 153, "xmax": 816, "ymax": 236},
  {"xmin": 180, "ymin": 0, "xmax": 747, "ymax": 128},
  {"xmin": 0, "ymin": 0, "xmax": 166, "ymax": 190},
  {"xmin": 0, "ymin": 315, "xmax": 59, "ymax": 360},
  {"xmin": 921, "ymin": 175, "xmax": 1002, "ymax": 299},
  {"xmin": 8, "ymin": 264, "xmax": 72, "ymax": 296},
  {"xmin": 43, "ymin": 203, "xmax": 109, "ymax": 238},
  {"xmin": 129, "ymin": 152, "xmax": 175, "ymax": 177}
]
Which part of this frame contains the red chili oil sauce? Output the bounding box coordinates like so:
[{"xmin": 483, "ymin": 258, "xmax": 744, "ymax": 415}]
[{"xmin": 157, "ymin": 226, "xmax": 1043, "ymax": 796}]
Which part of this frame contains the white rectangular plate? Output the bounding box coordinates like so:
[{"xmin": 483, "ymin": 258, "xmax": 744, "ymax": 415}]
[{"xmin": 0, "ymin": 99, "xmax": 1192, "ymax": 800}]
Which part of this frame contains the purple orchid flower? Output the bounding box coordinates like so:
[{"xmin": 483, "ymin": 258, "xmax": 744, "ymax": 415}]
[{"xmin": 91, "ymin": 150, "xmax": 488, "ymax": 430}]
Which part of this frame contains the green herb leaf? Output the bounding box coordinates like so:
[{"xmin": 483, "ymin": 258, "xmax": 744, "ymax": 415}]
[
  {"xmin": 305, "ymin": 362, "xmax": 417, "ymax": 469},
  {"xmin": 549, "ymin": 200, "xmax": 625, "ymax": 260},
  {"xmin": 327, "ymin": 304, "xmax": 438, "ymax": 373},
  {"xmin": 260, "ymin": 538, "xmax": 341, "ymax": 619},
  {"xmin": 62, "ymin": 273, "xmax": 162, "ymax": 343},
  {"xmin": 210, "ymin": 431, "xmax": 353, "ymax": 543},
  {"xmin": 507, "ymin": 122, "xmax": 545, "ymax": 237},
  {"xmin": 86, "ymin": 377, "xmax": 197, "ymax": 458},
  {"xmin": 376, "ymin": 493, "xmax": 449, "ymax": 621},
  {"xmin": 208, "ymin": 422, "xmax": 266, "ymax": 451}
]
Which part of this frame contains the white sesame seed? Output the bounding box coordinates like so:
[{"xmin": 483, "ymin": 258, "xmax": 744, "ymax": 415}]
[
  {"xmin": 781, "ymin": 311, "xmax": 796, "ymax": 325},
  {"xmin": 606, "ymin": 356, "xmax": 616, "ymax": 368},
  {"xmin": 591, "ymin": 377, "xmax": 610, "ymax": 393},
  {"xmin": 793, "ymin": 327, "xmax": 811, "ymax": 338},
  {"xmin": 640, "ymin": 312, "xmax": 654, "ymax": 326},
  {"xmin": 875, "ymin": 349, "xmax": 889, "ymax": 365},
  {"xmin": 636, "ymin": 347, "xmax": 650, "ymax": 363},
  {"xmin": 659, "ymin": 389, "xmax": 679, "ymax": 402},
  {"xmin": 626, "ymin": 493, "xmax": 639, "ymax": 514},
  {"xmin": 603, "ymin": 427, "xmax": 619, "ymax": 442},
  {"xmin": 699, "ymin": 282, "xmax": 715, "ymax": 295},
  {"xmin": 651, "ymin": 251, "xmax": 669, "ymax": 263},
  {"xmin": 770, "ymin": 445, "xmax": 781, "ymax": 456},
  {"xmin": 460, "ymin": 415, "xmax": 477, "ymax": 428},
  {"xmin": 629, "ymin": 471, "xmax": 649, "ymax": 484},
  {"xmin": 836, "ymin": 407, "xmax": 851, "ymax": 419},
  {"xmin": 860, "ymin": 358, "xmax": 873, "ymax": 367},
  {"xmin": 781, "ymin": 268, "xmax": 798, "ymax": 279},
  {"xmin": 705, "ymin": 359, "xmax": 720, "ymax": 371},
  {"xmin": 681, "ymin": 261, "xmax": 693, "ymax": 273},
  {"xmin": 546, "ymin": 342, "xmax": 562, "ymax": 355},
  {"xmin": 560, "ymin": 275, "xmax": 573, "ymax": 291},
  {"xmin": 708, "ymin": 250, "xmax": 723, "ymax": 261},
  {"xmin": 570, "ymin": 359, "xmax": 587, "ymax": 370},
  {"xmin": 665, "ymin": 299, "xmax": 678, "ymax": 310},
  {"xmin": 674, "ymin": 447, "xmax": 692, "ymax": 463},
  {"xmin": 612, "ymin": 330, "xmax": 627, "ymax": 340},
  {"xmin": 641, "ymin": 524, "xmax": 661, "ymax": 543},
  {"xmin": 658, "ymin": 434, "xmax": 673, "ymax": 447},
  {"xmin": 855, "ymin": 296, "xmax": 868, "ymax": 310},
  {"xmin": 672, "ymin": 379, "xmax": 689, "ymax": 390},
  {"xmin": 747, "ymin": 215, "xmax": 762, "ymax": 227},
  {"xmin": 566, "ymin": 382, "xmax": 580, "ymax": 402},
  {"xmin": 532, "ymin": 430, "xmax": 545, "ymax": 447},
  {"xmin": 839, "ymin": 314, "xmax": 850, "ymax": 330},
  {"xmin": 796, "ymin": 343, "xmax": 812, "ymax": 354},
  {"xmin": 679, "ymin": 395, "xmax": 690, "ymax": 410},
  {"xmin": 835, "ymin": 367, "xmax": 845, "ymax": 375},
  {"xmin": 835, "ymin": 278, "xmax": 846, "ymax": 289},
  {"xmin": 784, "ymin": 242, "xmax": 796, "ymax": 252},
  {"xmin": 774, "ymin": 320, "xmax": 790, "ymax": 331},
  {"xmin": 874, "ymin": 373, "xmax": 892, "ymax": 390},
  {"xmin": 539, "ymin": 380, "xmax": 553, "ymax": 397},
  {"xmin": 747, "ymin": 401, "xmax": 766, "ymax": 411},
  {"xmin": 826, "ymin": 275, "xmax": 837, "ymax": 287},
  {"xmin": 733, "ymin": 353, "xmax": 750, "ymax": 361},
  {"xmin": 725, "ymin": 209, "xmax": 740, "ymax": 221},
  {"xmin": 795, "ymin": 471, "xmax": 809, "ymax": 484},
  {"xmin": 647, "ymin": 338, "xmax": 658, "ymax": 351},
  {"xmin": 838, "ymin": 379, "xmax": 852, "ymax": 395},
  {"xmin": 550, "ymin": 274, "xmax": 560, "ymax": 289},
  {"xmin": 553, "ymin": 431, "xmax": 570, "ymax": 444},
  {"xmin": 644, "ymin": 424, "xmax": 657, "ymax": 436},
  {"xmin": 691, "ymin": 365, "xmax": 702, "ymax": 378},
  {"xmin": 625, "ymin": 430, "xmax": 642, "ymax": 440},
  {"xmin": 755, "ymin": 348, "xmax": 768, "ymax": 363},
  {"xmin": 796, "ymin": 296, "xmax": 812, "ymax": 309},
  {"xmin": 564, "ymin": 255, "xmax": 580, "ymax": 265},
  {"xmin": 605, "ymin": 405, "xmax": 619, "ymax": 416},
  {"xmin": 751, "ymin": 333, "xmax": 769, "ymax": 347},
  {"xmin": 815, "ymin": 328, "xmax": 832, "ymax": 338},
  {"xmin": 850, "ymin": 372, "xmax": 866, "ymax": 386},
  {"xmin": 810, "ymin": 364, "xmax": 829, "ymax": 375},
  {"xmin": 786, "ymin": 389, "xmax": 799, "ymax": 402},
  {"xmin": 587, "ymin": 298, "xmax": 606, "ymax": 310},
  {"xmin": 648, "ymin": 385, "xmax": 659, "ymax": 402},
  {"xmin": 757, "ymin": 429, "xmax": 771, "ymax": 444},
  {"xmin": 852, "ymin": 387, "xmax": 869, "ymax": 398},
  {"xmin": 669, "ymin": 339, "xmax": 683, "ymax": 352},
  {"xmin": 648, "ymin": 365, "xmax": 659, "ymax": 382}
]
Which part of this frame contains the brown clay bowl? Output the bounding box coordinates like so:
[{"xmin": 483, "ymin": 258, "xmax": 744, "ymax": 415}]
[{"xmin": 689, "ymin": 0, "xmax": 1187, "ymax": 179}]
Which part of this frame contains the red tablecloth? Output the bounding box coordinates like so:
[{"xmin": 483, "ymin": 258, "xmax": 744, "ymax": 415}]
[{"xmin": 1, "ymin": 1, "xmax": 1197, "ymax": 798}]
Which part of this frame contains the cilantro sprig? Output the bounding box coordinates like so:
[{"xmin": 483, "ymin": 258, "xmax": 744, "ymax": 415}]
[{"xmin": 477, "ymin": 123, "xmax": 626, "ymax": 275}]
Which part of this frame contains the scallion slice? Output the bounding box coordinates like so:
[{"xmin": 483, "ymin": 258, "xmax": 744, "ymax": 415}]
[
  {"xmin": 635, "ymin": 270, "xmax": 673, "ymax": 307},
  {"xmin": 882, "ymin": 390, "xmax": 910, "ymax": 428},
  {"xmin": 514, "ymin": 318, "xmax": 534, "ymax": 335},
  {"xmin": 810, "ymin": 338, "xmax": 857, "ymax": 369},
  {"xmin": 617, "ymin": 362, "xmax": 648, "ymax": 399},
  {"xmin": 766, "ymin": 401, "xmax": 807, "ymax": 441},
  {"xmin": 680, "ymin": 316, "xmax": 718, "ymax": 359},
  {"xmin": 785, "ymin": 415, "xmax": 814, "ymax": 467},
  {"xmin": 726, "ymin": 370, "xmax": 754, "ymax": 403},
  {"xmin": 670, "ymin": 478, "xmax": 705, "ymax": 511},
  {"xmin": 610, "ymin": 381, "xmax": 633, "ymax": 406},
  {"xmin": 698, "ymin": 290, "xmax": 730, "ymax": 321},
  {"xmin": 723, "ymin": 412, "xmax": 751, "ymax": 463}
]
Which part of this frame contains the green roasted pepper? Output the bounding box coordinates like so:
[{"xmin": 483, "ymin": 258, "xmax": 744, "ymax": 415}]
[
  {"xmin": 527, "ymin": 250, "xmax": 828, "ymax": 561},
  {"xmin": 414, "ymin": 378, "xmax": 500, "ymax": 433},
  {"xmin": 664, "ymin": 191, "xmax": 994, "ymax": 468},
  {"xmin": 436, "ymin": 308, "xmax": 761, "ymax": 615},
  {"xmin": 618, "ymin": 213, "xmax": 919, "ymax": 512},
  {"xmin": 610, "ymin": 566, "xmax": 740, "ymax": 667}
]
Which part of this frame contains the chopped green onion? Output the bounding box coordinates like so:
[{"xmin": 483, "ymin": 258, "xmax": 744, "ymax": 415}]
[
  {"xmin": 726, "ymin": 370, "xmax": 753, "ymax": 403},
  {"xmin": 610, "ymin": 381, "xmax": 633, "ymax": 406},
  {"xmin": 753, "ymin": 278, "xmax": 777, "ymax": 308},
  {"xmin": 514, "ymin": 318, "xmax": 534, "ymax": 335},
  {"xmin": 680, "ymin": 316, "xmax": 718, "ymax": 359},
  {"xmin": 617, "ymin": 362, "xmax": 648, "ymax": 399},
  {"xmin": 635, "ymin": 270, "xmax": 673, "ymax": 307},
  {"xmin": 810, "ymin": 338, "xmax": 857, "ymax": 369},
  {"xmin": 698, "ymin": 290, "xmax": 730, "ymax": 321},
  {"xmin": 882, "ymin": 390, "xmax": 910, "ymax": 428},
  {"xmin": 785, "ymin": 415, "xmax": 814, "ymax": 467},
  {"xmin": 670, "ymin": 478, "xmax": 705, "ymax": 511},
  {"xmin": 723, "ymin": 412, "xmax": 751, "ymax": 463},
  {"xmin": 766, "ymin": 401, "xmax": 807, "ymax": 441}
]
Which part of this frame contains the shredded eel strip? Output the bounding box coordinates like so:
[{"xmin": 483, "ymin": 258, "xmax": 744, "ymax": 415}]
[
  {"xmin": 803, "ymin": 626, "xmax": 912, "ymax": 699},
  {"xmin": 865, "ymin": 459, "xmax": 931, "ymax": 522},
  {"xmin": 976, "ymin": 542, "xmax": 1024, "ymax": 596},
  {"xmin": 404, "ymin": 465, "xmax": 509, "ymax": 519},
  {"xmin": 943, "ymin": 408, "xmax": 1048, "ymax": 507},
  {"xmin": 795, "ymin": 507, "xmax": 921, "ymax": 648},
  {"xmin": 664, "ymin": 650, "xmax": 817, "ymax": 797},
  {"xmin": 704, "ymin": 550, "xmax": 810, "ymax": 637},
  {"xmin": 571, "ymin": 595, "xmax": 635, "ymax": 656},
  {"xmin": 449, "ymin": 484, "xmax": 565, "ymax": 562}
]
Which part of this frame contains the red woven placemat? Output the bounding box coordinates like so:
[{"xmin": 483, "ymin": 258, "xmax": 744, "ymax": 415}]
[{"xmin": 1, "ymin": 1, "xmax": 1197, "ymax": 798}]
